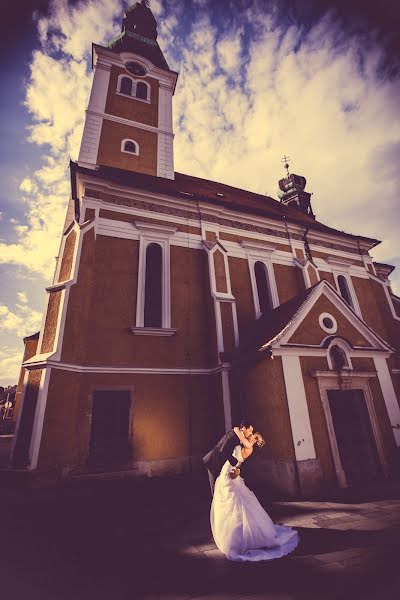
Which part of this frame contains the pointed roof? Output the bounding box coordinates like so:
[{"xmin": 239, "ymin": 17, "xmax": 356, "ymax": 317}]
[
  {"xmin": 222, "ymin": 284, "xmax": 319, "ymax": 362},
  {"xmin": 107, "ymin": 1, "xmax": 170, "ymax": 71}
]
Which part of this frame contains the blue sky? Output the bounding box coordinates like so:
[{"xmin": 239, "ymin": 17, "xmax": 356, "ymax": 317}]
[{"xmin": 0, "ymin": 0, "xmax": 399, "ymax": 385}]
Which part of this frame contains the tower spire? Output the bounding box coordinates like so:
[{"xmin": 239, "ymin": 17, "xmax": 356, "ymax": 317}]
[{"xmin": 278, "ymin": 159, "xmax": 315, "ymax": 219}]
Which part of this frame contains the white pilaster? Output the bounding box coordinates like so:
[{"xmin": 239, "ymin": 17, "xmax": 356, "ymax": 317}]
[
  {"xmin": 374, "ymin": 356, "xmax": 400, "ymax": 446},
  {"xmin": 29, "ymin": 368, "xmax": 52, "ymax": 469},
  {"xmin": 281, "ymin": 354, "xmax": 316, "ymax": 460},
  {"xmin": 157, "ymin": 83, "xmax": 174, "ymax": 179},
  {"xmin": 78, "ymin": 62, "xmax": 111, "ymax": 167}
]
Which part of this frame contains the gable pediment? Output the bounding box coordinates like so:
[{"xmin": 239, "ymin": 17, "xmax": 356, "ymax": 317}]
[{"xmin": 274, "ymin": 281, "xmax": 392, "ymax": 352}]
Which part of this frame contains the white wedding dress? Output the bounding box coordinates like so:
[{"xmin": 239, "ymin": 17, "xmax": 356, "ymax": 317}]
[{"xmin": 210, "ymin": 446, "xmax": 299, "ymax": 561}]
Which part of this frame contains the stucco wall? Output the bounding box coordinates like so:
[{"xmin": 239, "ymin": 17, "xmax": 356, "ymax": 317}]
[
  {"xmin": 242, "ymin": 356, "xmax": 295, "ymax": 462},
  {"xmin": 12, "ymin": 369, "xmax": 42, "ymax": 468},
  {"xmin": 97, "ymin": 119, "xmax": 158, "ymax": 175},
  {"xmin": 105, "ymin": 65, "xmax": 159, "ymax": 127},
  {"xmin": 352, "ymin": 276, "xmax": 400, "ymax": 350},
  {"xmin": 289, "ymin": 295, "xmax": 372, "ymax": 347},
  {"xmin": 274, "ymin": 263, "xmax": 305, "ymax": 304},
  {"xmin": 228, "ymin": 256, "xmax": 254, "ymax": 337},
  {"xmin": 57, "ymin": 229, "xmax": 76, "ymax": 283},
  {"xmin": 61, "ymin": 233, "xmax": 217, "ymax": 368},
  {"xmin": 41, "ymin": 291, "xmax": 62, "ymax": 354},
  {"xmin": 300, "ymin": 356, "xmax": 336, "ymax": 484},
  {"xmin": 37, "ymin": 369, "xmax": 224, "ymax": 474}
]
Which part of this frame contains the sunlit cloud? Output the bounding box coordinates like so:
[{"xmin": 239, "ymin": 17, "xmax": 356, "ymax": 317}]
[{"xmin": 0, "ymin": 303, "xmax": 42, "ymax": 339}]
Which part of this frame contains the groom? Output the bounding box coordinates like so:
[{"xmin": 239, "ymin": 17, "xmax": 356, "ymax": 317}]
[{"xmin": 203, "ymin": 420, "xmax": 254, "ymax": 494}]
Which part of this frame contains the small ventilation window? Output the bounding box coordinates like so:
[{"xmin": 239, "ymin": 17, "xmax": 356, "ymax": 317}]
[{"xmin": 122, "ymin": 140, "xmax": 139, "ymax": 155}]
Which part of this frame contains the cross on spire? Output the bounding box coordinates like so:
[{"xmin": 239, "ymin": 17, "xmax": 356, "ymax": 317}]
[{"xmin": 281, "ymin": 155, "xmax": 291, "ymax": 178}]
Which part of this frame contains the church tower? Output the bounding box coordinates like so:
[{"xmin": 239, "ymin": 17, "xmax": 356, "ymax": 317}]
[{"xmin": 78, "ymin": 1, "xmax": 178, "ymax": 179}]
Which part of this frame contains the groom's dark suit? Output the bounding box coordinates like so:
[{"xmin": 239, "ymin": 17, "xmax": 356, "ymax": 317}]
[{"xmin": 203, "ymin": 429, "xmax": 241, "ymax": 491}]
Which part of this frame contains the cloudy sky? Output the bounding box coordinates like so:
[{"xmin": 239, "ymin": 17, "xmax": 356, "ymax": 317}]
[{"xmin": 0, "ymin": 0, "xmax": 399, "ymax": 385}]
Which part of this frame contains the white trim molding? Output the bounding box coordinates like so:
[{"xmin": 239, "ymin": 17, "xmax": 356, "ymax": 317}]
[
  {"xmin": 240, "ymin": 241, "xmax": 279, "ymax": 317},
  {"xmin": 326, "ymin": 337, "xmax": 353, "ymax": 370},
  {"xmin": 373, "ymin": 356, "xmax": 400, "ymax": 446},
  {"xmin": 319, "ymin": 312, "xmax": 338, "ymax": 335},
  {"xmin": 29, "ymin": 368, "xmax": 52, "ymax": 470},
  {"xmin": 313, "ymin": 370, "xmax": 387, "ymax": 487},
  {"xmin": 281, "ymin": 355, "xmax": 316, "ymax": 461},
  {"xmin": 333, "ymin": 271, "xmax": 362, "ymax": 318}
]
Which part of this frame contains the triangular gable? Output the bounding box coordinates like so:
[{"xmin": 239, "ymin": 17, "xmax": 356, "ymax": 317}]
[{"xmin": 271, "ymin": 281, "xmax": 393, "ymax": 352}]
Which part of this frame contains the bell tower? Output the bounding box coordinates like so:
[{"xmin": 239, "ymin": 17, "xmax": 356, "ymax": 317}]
[{"xmin": 78, "ymin": 1, "xmax": 178, "ymax": 180}]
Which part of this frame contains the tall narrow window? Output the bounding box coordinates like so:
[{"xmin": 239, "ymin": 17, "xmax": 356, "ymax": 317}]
[
  {"xmin": 136, "ymin": 81, "xmax": 148, "ymax": 100},
  {"xmin": 254, "ymin": 261, "xmax": 272, "ymax": 314},
  {"xmin": 120, "ymin": 77, "xmax": 133, "ymax": 96},
  {"xmin": 144, "ymin": 243, "xmax": 162, "ymax": 327},
  {"xmin": 337, "ymin": 275, "xmax": 353, "ymax": 307}
]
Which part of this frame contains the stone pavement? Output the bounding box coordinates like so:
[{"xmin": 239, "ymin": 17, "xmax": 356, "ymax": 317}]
[{"xmin": 0, "ymin": 473, "xmax": 399, "ymax": 600}]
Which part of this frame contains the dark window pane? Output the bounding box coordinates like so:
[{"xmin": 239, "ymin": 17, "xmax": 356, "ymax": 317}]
[
  {"xmin": 120, "ymin": 77, "xmax": 133, "ymax": 95},
  {"xmin": 330, "ymin": 345, "xmax": 348, "ymax": 370},
  {"xmin": 124, "ymin": 141, "xmax": 137, "ymax": 153},
  {"xmin": 144, "ymin": 243, "xmax": 162, "ymax": 327},
  {"xmin": 136, "ymin": 82, "xmax": 148, "ymax": 100},
  {"xmin": 338, "ymin": 275, "xmax": 352, "ymax": 306},
  {"xmin": 255, "ymin": 261, "xmax": 272, "ymax": 314}
]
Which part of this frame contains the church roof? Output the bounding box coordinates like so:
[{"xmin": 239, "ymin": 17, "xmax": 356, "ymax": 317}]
[
  {"xmin": 23, "ymin": 331, "xmax": 40, "ymax": 343},
  {"xmin": 72, "ymin": 162, "xmax": 380, "ymax": 249},
  {"xmin": 222, "ymin": 283, "xmax": 320, "ymax": 363}
]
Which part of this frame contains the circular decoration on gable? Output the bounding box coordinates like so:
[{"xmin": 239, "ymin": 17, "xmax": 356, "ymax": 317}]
[
  {"xmin": 319, "ymin": 312, "xmax": 337, "ymax": 334},
  {"xmin": 125, "ymin": 61, "xmax": 147, "ymax": 77}
]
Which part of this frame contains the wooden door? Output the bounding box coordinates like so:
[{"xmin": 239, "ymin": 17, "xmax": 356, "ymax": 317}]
[
  {"xmin": 88, "ymin": 390, "xmax": 132, "ymax": 468},
  {"xmin": 327, "ymin": 389, "xmax": 380, "ymax": 485}
]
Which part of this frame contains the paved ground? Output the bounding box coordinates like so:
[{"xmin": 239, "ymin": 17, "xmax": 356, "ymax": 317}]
[{"xmin": 0, "ymin": 471, "xmax": 399, "ymax": 600}]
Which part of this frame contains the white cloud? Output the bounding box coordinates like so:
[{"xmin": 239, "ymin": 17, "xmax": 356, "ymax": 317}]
[
  {"xmin": 0, "ymin": 303, "xmax": 42, "ymax": 338},
  {"xmin": 16, "ymin": 292, "xmax": 28, "ymax": 305},
  {"xmin": 0, "ymin": 349, "xmax": 24, "ymax": 387}
]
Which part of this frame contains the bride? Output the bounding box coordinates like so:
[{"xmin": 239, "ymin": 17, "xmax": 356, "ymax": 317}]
[{"xmin": 210, "ymin": 432, "xmax": 299, "ymax": 561}]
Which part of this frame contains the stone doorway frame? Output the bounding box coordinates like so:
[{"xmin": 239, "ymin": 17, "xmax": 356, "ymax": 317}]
[{"xmin": 312, "ymin": 371, "xmax": 387, "ymax": 487}]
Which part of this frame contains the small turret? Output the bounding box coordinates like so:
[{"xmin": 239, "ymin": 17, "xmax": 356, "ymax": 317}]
[{"xmin": 278, "ymin": 157, "xmax": 315, "ymax": 218}]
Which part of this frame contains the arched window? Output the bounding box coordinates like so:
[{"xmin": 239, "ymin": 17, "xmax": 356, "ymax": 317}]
[
  {"xmin": 136, "ymin": 81, "xmax": 148, "ymax": 100},
  {"xmin": 120, "ymin": 77, "xmax": 133, "ymax": 96},
  {"xmin": 144, "ymin": 243, "xmax": 162, "ymax": 327},
  {"xmin": 337, "ymin": 275, "xmax": 353, "ymax": 307},
  {"xmin": 330, "ymin": 344, "xmax": 349, "ymax": 371},
  {"xmin": 254, "ymin": 261, "xmax": 272, "ymax": 314},
  {"xmin": 123, "ymin": 140, "xmax": 137, "ymax": 154}
]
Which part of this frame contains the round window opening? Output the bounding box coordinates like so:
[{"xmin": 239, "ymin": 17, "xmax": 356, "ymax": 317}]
[
  {"xmin": 319, "ymin": 312, "xmax": 338, "ymax": 334},
  {"xmin": 323, "ymin": 317, "xmax": 334, "ymax": 329},
  {"xmin": 125, "ymin": 61, "xmax": 147, "ymax": 77}
]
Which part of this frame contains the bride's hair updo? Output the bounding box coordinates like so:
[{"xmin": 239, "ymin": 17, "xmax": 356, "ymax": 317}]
[{"xmin": 253, "ymin": 432, "xmax": 265, "ymax": 449}]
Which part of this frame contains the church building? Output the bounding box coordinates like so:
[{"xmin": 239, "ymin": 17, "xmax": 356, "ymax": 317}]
[{"xmin": 9, "ymin": 1, "xmax": 400, "ymax": 496}]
